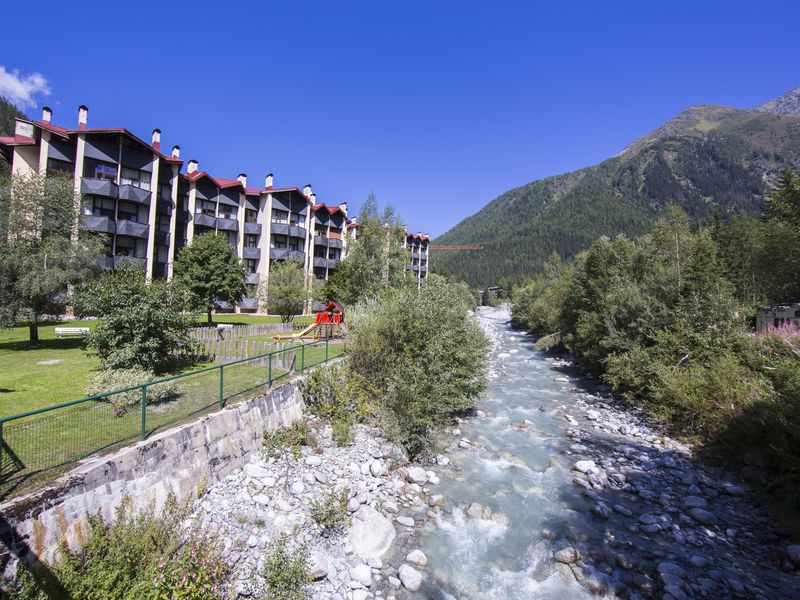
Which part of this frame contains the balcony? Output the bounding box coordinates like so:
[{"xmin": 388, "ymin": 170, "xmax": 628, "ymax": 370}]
[
  {"xmin": 314, "ymin": 235, "xmax": 329, "ymax": 247},
  {"xmin": 328, "ymin": 238, "xmax": 343, "ymax": 249},
  {"xmin": 313, "ymin": 257, "xmax": 328, "ymax": 268},
  {"xmin": 217, "ymin": 217, "xmax": 239, "ymax": 232},
  {"xmin": 240, "ymin": 297, "xmax": 259, "ymax": 310},
  {"xmin": 113, "ymin": 255, "xmax": 146, "ymax": 270},
  {"xmin": 80, "ymin": 215, "xmax": 115, "ymax": 234},
  {"xmin": 269, "ymin": 248, "xmax": 304, "ymax": 261},
  {"xmin": 245, "ymin": 272, "xmax": 260, "ymax": 285},
  {"xmin": 194, "ymin": 213, "xmax": 216, "ymax": 228},
  {"xmin": 97, "ymin": 254, "xmax": 114, "ymax": 269},
  {"xmin": 116, "ymin": 219, "xmax": 150, "ymax": 239},
  {"xmin": 410, "ymin": 251, "xmax": 421, "ymax": 259},
  {"xmin": 242, "ymin": 247, "xmax": 261, "ymax": 260},
  {"xmin": 407, "ymin": 263, "xmax": 419, "ymax": 271},
  {"xmin": 155, "ymin": 230, "xmax": 170, "ymax": 246},
  {"xmin": 80, "ymin": 177, "xmax": 118, "ymax": 198},
  {"xmin": 118, "ymin": 184, "xmax": 151, "ymax": 205},
  {"xmin": 270, "ymin": 223, "xmax": 305, "ymax": 238},
  {"xmin": 244, "ymin": 222, "xmax": 261, "ymax": 235}
]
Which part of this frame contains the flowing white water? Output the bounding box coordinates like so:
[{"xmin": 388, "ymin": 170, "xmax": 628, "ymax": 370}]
[{"xmin": 418, "ymin": 306, "xmax": 603, "ymax": 599}]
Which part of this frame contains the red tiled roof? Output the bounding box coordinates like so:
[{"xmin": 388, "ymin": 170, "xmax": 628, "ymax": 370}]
[
  {"xmin": 212, "ymin": 177, "xmax": 244, "ymax": 189},
  {"xmin": 313, "ymin": 202, "xmax": 342, "ymax": 215},
  {"xmin": 245, "ymin": 187, "xmax": 261, "ymax": 196},
  {"xmin": 0, "ymin": 134, "xmax": 36, "ymax": 146}
]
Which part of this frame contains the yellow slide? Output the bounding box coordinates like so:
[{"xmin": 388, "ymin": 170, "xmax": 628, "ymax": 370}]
[{"xmin": 273, "ymin": 322, "xmax": 318, "ymax": 342}]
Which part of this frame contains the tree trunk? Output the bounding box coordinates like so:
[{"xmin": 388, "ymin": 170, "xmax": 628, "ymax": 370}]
[
  {"xmin": 207, "ymin": 308, "xmax": 213, "ymax": 325},
  {"xmin": 29, "ymin": 320, "xmax": 40, "ymax": 347}
]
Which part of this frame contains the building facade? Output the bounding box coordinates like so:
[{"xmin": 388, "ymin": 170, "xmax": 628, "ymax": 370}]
[{"xmin": 0, "ymin": 106, "xmax": 354, "ymax": 312}]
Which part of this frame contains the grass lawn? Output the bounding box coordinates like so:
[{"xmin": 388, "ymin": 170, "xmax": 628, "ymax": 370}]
[{"xmin": 0, "ymin": 313, "xmax": 316, "ymax": 418}]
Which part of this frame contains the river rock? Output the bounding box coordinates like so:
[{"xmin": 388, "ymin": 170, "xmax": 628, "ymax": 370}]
[
  {"xmin": 590, "ymin": 502, "xmax": 610, "ymax": 519},
  {"xmin": 349, "ymin": 505, "xmax": 396, "ymax": 559},
  {"xmin": 574, "ymin": 460, "xmax": 596, "ymax": 474},
  {"xmin": 787, "ymin": 545, "xmax": 800, "ymax": 567},
  {"xmin": 305, "ymin": 455, "xmax": 322, "ymax": 467},
  {"xmin": 405, "ymin": 466, "xmax": 428, "ymax": 484},
  {"xmin": 465, "ymin": 502, "xmax": 484, "ymax": 518},
  {"xmin": 406, "ymin": 549, "xmax": 428, "ymax": 566},
  {"xmin": 310, "ymin": 556, "xmax": 329, "ymax": 581},
  {"xmin": 428, "ymin": 494, "xmax": 445, "ymax": 507},
  {"xmin": 350, "ymin": 563, "xmax": 372, "ymax": 587},
  {"xmin": 398, "ymin": 564, "xmax": 423, "ymax": 592},
  {"xmin": 554, "ymin": 547, "xmax": 581, "ymax": 564},
  {"xmin": 244, "ymin": 463, "xmax": 271, "ymax": 479},
  {"xmin": 370, "ymin": 460, "xmax": 385, "ymax": 477},
  {"xmin": 396, "ymin": 516, "xmax": 415, "ymax": 527},
  {"xmin": 684, "ymin": 495, "xmax": 707, "ymax": 508},
  {"xmin": 689, "ymin": 508, "xmax": 718, "ymax": 525}
]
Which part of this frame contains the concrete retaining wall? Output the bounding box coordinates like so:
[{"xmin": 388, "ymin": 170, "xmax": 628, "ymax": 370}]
[{"xmin": 0, "ymin": 378, "xmax": 306, "ymax": 573}]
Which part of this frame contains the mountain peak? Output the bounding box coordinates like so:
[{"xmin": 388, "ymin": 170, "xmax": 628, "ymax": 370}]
[{"xmin": 756, "ymin": 86, "xmax": 800, "ymax": 117}]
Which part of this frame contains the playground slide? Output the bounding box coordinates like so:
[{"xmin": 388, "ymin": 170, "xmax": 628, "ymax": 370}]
[{"xmin": 273, "ymin": 322, "xmax": 318, "ymax": 341}]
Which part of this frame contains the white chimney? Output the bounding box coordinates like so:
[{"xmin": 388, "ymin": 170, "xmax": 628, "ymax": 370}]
[
  {"xmin": 42, "ymin": 106, "xmax": 52, "ymax": 123},
  {"xmin": 303, "ymin": 184, "xmax": 312, "ymax": 197},
  {"xmin": 151, "ymin": 129, "xmax": 161, "ymax": 151},
  {"xmin": 187, "ymin": 159, "xmax": 198, "ymax": 174},
  {"xmin": 78, "ymin": 105, "xmax": 88, "ymax": 128},
  {"xmin": 237, "ymin": 173, "xmax": 247, "ymax": 188},
  {"xmin": 310, "ymin": 192, "xmax": 317, "ymax": 205},
  {"xmin": 171, "ymin": 145, "xmax": 180, "ymax": 158},
  {"xmin": 265, "ymin": 173, "xmax": 274, "ymax": 188},
  {"xmin": 338, "ymin": 202, "xmax": 348, "ymax": 216}
]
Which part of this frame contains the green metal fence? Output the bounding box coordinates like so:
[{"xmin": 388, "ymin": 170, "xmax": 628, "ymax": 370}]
[{"xmin": 0, "ymin": 338, "xmax": 344, "ymax": 500}]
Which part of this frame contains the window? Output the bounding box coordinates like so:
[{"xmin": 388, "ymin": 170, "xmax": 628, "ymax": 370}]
[
  {"xmin": 157, "ymin": 218, "xmax": 170, "ymax": 232},
  {"xmin": 88, "ymin": 197, "xmax": 115, "ymax": 217},
  {"xmin": 289, "ymin": 213, "xmax": 301, "ymax": 226},
  {"xmin": 121, "ymin": 167, "xmax": 151, "ymax": 190},
  {"xmin": 218, "ymin": 205, "xmax": 236, "ymax": 220},
  {"xmin": 158, "ymin": 184, "xmax": 172, "ymax": 201},
  {"xmin": 328, "ymin": 250, "xmax": 339, "ymax": 260},
  {"xmin": 245, "ymin": 209, "xmax": 258, "ymax": 223},
  {"xmin": 117, "ymin": 201, "xmax": 139, "ymax": 222},
  {"xmin": 84, "ymin": 158, "xmax": 117, "ymax": 181},
  {"xmin": 245, "ymin": 234, "xmax": 258, "ymax": 248},
  {"xmin": 315, "ymin": 247, "xmax": 326, "ymax": 258},
  {"xmin": 272, "ymin": 235, "xmax": 287, "ymax": 249},
  {"xmin": 245, "ymin": 259, "xmax": 257, "ymax": 273},
  {"xmin": 289, "ymin": 241, "xmax": 300, "ymax": 252},
  {"xmin": 47, "ymin": 158, "xmax": 73, "ymax": 176},
  {"xmin": 271, "ymin": 209, "xmax": 288, "ymax": 224},
  {"xmin": 198, "ymin": 200, "xmax": 216, "ymax": 217}
]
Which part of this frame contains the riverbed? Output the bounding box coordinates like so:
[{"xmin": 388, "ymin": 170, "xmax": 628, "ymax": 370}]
[{"xmin": 418, "ymin": 306, "xmax": 800, "ymax": 600}]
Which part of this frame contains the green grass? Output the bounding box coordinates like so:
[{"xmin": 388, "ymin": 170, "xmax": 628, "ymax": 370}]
[
  {"xmin": 0, "ymin": 314, "xmax": 316, "ymax": 418},
  {"xmin": 0, "ymin": 339, "xmax": 344, "ymax": 500},
  {"xmin": 0, "ymin": 320, "xmax": 101, "ymax": 417}
]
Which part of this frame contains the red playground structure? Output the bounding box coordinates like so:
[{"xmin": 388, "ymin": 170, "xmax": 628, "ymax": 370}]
[{"xmin": 273, "ymin": 300, "xmax": 346, "ymax": 341}]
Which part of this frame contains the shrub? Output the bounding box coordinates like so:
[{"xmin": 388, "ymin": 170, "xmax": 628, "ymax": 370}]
[
  {"xmin": 347, "ymin": 275, "xmax": 487, "ymax": 457},
  {"xmin": 263, "ymin": 421, "xmax": 316, "ymax": 460},
  {"xmin": 309, "ymin": 488, "xmax": 349, "ymax": 537},
  {"xmin": 7, "ymin": 495, "xmax": 229, "ymax": 599},
  {"xmin": 87, "ymin": 368, "xmax": 179, "ymax": 416},
  {"xmin": 300, "ymin": 365, "xmax": 367, "ymax": 446},
  {"xmin": 261, "ymin": 534, "xmax": 311, "ymax": 600},
  {"xmin": 77, "ymin": 267, "xmax": 193, "ymax": 371}
]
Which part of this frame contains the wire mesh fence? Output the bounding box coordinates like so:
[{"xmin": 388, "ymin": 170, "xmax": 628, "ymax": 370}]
[{"xmin": 0, "ymin": 338, "xmax": 345, "ymax": 500}]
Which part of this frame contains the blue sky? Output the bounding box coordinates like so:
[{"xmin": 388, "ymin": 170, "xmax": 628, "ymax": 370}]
[{"xmin": 3, "ymin": 1, "xmax": 800, "ymax": 237}]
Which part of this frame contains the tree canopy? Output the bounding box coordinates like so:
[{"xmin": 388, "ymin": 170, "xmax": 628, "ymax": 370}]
[
  {"xmin": 172, "ymin": 232, "xmax": 246, "ymax": 324},
  {"xmin": 261, "ymin": 259, "xmax": 306, "ymax": 322},
  {"xmin": 0, "ymin": 172, "xmax": 104, "ymax": 344}
]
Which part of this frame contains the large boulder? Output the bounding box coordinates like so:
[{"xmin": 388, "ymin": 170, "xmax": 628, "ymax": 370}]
[
  {"xmin": 398, "ymin": 564, "xmax": 423, "ymax": 591},
  {"xmin": 349, "ymin": 505, "xmax": 396, "ymax": 559},
  {"xmin": 405, "ymin": 466, "xmax": 428, "ymax": 485}
]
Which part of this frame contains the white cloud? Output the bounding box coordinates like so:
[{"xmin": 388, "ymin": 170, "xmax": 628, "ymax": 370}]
[{"xmin": 0, "ymin": 66, "xmax": 51, "ymax": 110}]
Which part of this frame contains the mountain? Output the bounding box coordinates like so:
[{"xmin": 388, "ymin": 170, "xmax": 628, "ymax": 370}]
[{"xmin": 433, "ymin": 88, "xmax": 800, "ymax": 286}]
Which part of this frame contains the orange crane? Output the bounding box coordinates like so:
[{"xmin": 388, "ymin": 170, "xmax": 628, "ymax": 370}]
[{"xmin": 429, "ymin": 245, "xmax": 484, "ymax": 250}]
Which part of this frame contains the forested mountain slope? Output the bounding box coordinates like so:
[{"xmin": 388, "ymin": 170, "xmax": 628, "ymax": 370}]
[
  {"xmin": 0, "ymin": 97, "xmax": 27, "ymax": 175},
  {"xmin": 433, "ymin": 87, "xmax": 800, "ymax": 286}
]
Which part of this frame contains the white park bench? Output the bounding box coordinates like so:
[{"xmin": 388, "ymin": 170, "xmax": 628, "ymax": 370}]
[
  {"xmin": 216, "ymin": 324, "xmax": 235, "ymax": 331},
  {"xmin": 54, "ymin": 327, "xmax": 90, "ymax": 338}
]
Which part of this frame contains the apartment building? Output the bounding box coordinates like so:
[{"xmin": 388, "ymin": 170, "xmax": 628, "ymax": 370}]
[
  {"xmin": 0, "ymin": 105, "xmax": 349, "ymax": 312},
  {"xmin": 405, "ymin": 232, "xmax": 430, "ymax": 282},
  {"xmin": 343, "ymin": 220, "xmax": 430, "ymax": 282}
]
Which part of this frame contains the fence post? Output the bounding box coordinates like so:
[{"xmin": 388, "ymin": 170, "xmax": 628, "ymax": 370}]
[
  {"xmin": 0, "ymin": 420, "xmax": 4, "ymax": 480},
  {"xmin": 219, "ymin": 365, "xmax": 225, "ymax": 409},
  {"xmin": 268, "ymin": 353, "xmax": 273, "ymax": 387},
  {"xmin": 325, "ymin": 336, "xmax": 329, "ymax": 363},
  {"xmin": 300, "ymin": 343, "xmax": 305, "ymax": 373},
  {"xmin": 140, "ymin": 386, "xmax": 147, "ymax": 440}
]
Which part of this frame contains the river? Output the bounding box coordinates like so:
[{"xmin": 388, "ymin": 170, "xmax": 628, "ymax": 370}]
[{"xmin": 416, "ymin": 306, "xmax": 800, "ymax": 600}]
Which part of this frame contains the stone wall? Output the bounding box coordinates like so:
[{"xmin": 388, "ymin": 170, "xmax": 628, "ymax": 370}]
[{"xmin": 0, "ymin": 378, "xmax": 307, "ymax": 573}]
